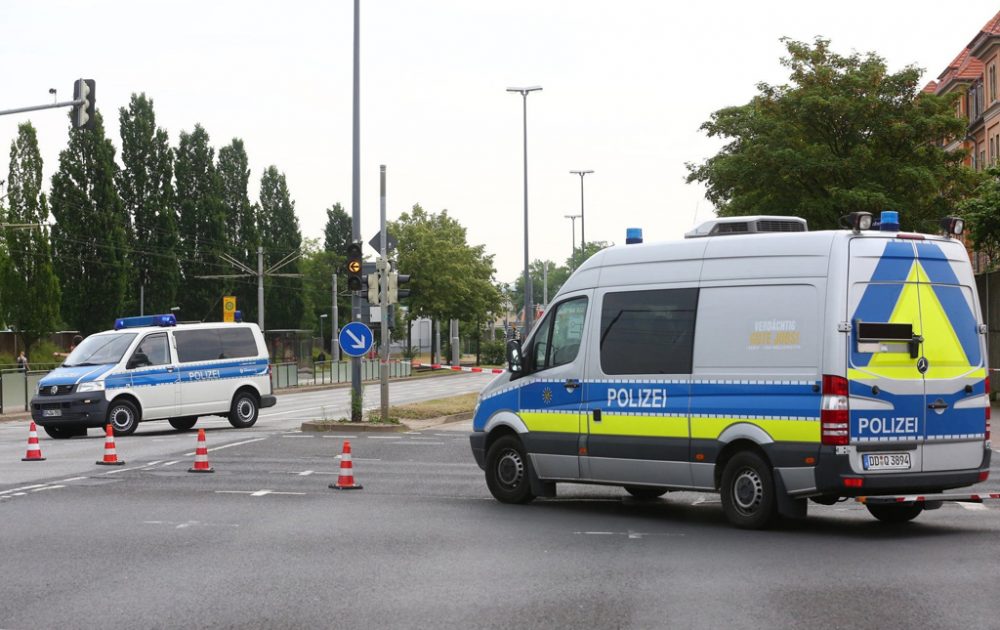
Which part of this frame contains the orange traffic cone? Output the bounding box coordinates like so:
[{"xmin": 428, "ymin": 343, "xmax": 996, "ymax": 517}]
[
  {"xmin": 96, "ymin": 424, "xmax": 125, "ymax": 466},
  {"xmin": 21, "ymin": 422, "xmax": 46, "ymax": 461},
  {"xmin": 329, "ymin": 440, "xmax": 363, "ymax": 490},
  {"xmin": 188, "ymin": 428, "xmax": 214, "ymax": 473}
]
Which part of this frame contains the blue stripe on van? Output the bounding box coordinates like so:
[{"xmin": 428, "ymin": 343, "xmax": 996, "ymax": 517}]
[
  {"xmin": 851, "ymin": 241, "xmax": 913, "ymax": 368},
  {"xmin": 916, "ymin": 243, "xmax": 981, "ymax": 366},
  {"xmin": 848, "ymin": 380, "xmax": 986, "ymax": 440},
  {"xmin": 106, "ymin": 358, "xmax": 270, "ymax": 390}
]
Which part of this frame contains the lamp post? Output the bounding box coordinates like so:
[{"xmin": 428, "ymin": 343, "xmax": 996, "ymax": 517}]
[
  {"xmin": 569, "ymin": 170, "xmax": 594, "ymax": 247},
  {"xmin": 319, "ymin": 313, "xmax": 328, "ymax": 354},
  {"xmin": 507, "ymin": 85, "xmax": 542, "ymax": 335},
  {"xmin": 564, "ymin": 213, "xmax": 581, "ymax": 257}
]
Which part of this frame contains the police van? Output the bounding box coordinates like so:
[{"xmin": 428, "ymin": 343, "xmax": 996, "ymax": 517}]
[
  {"xmin": 31, "ymin": 314, "xmax": 276, "ymax": 438},
  {"xmin": 470, "ymin": 212, "xmax": 992, "ymax": 528}
]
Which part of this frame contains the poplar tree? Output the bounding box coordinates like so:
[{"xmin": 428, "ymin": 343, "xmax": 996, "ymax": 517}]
[
  {"xmin": 2, "ymin": 122, "xmax": 61, "ymax": 351},
  {"xmin": 50, "ymin": 111, "xmax": 128, "ymax": 335},
  {"xmin": 118, "ymin": 93, "xmax": 179, "ymax": 315},
  {"xmin": 218, "ymin": 138, "xmax": 258, "ymax": 322},
  {"xmin": 258, "ymin": 166, "xmax": 303, "ymax": 330},
  {"xmin": 175, "ymin": 125, "xmax": 226, "ymax": 321}
]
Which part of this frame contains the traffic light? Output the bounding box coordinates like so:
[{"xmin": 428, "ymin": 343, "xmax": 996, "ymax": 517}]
[
  {"xmin": 388, "ymin": 271, "xmax": 411, "ymax": 304},
  {"xmin": 72, "ymin": 79, "xmax": 96, "ymax": 130},
  {"xmin": 366, "ymin": 271, "xmax": 381, "ymax": 305},
  {"xmin": 346, "ymin": 242, "xmax": 363, "ymax": 291}
]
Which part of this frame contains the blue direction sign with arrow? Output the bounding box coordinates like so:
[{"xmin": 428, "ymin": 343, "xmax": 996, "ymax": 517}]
[{"xmin": 339, "ymin": 321, "xmax": 374, "ymax": 357}]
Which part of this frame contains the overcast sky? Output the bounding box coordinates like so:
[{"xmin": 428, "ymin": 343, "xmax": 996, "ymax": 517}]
[{"xmin": 0, "ymin": 1, "xmax": 994, "ymax": 282}]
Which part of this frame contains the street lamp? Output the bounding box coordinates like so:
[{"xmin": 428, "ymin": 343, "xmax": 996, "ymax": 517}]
[
  {"xmin": 507, "ymin": 85, "xmax": 542, "ymax": 334},
  {"xmin": 319, "ymin": 314, "xmax": 328, "ymax": 354},
  {"xmin": 569, "ymin": 170, "xmax": 594, "ymax": 247},
  {"xmin": 564, "ymin": 214, "xmax": 581, "ymax": 257}
]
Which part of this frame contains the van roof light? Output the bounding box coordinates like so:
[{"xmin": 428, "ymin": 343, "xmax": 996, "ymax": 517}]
[
  {"xmin": 939, "ymin": 216, "xmax": 964, "ymax": 237},
  {"xmin": 114, "ymin": 314, "xmax": 177, "ymax": 330},
  {"xmin": 841, "ymin": 212, "xmax": 872, "ymax": 234},
  {"xmin": 626, "ymin": 228, "xmax": 643, "ymax": 244},
  {"xmin": 879, "ymin": 211, "xmax": 899, "ymax": 232},
  {"xmin": 234, "ymin": 310, "xmax": 243, "ymax": 323}
]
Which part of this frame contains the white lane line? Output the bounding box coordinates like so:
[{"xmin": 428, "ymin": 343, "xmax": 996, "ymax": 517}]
[
  {"xmin": 100, "ymin": 465, "xmax": 147, "ymax": 475},
  {"xmin": 30, "ymin": 485, "xmax": 65, "ymax": 492},
  {"xmin": 958, "ymin": 502, "xmax": 989, "ymax": 511},
  {"xmin": 215, "ymin": 489, "xmax": 306, "ymax": 497},
  {"xmin": 298, "ymin": 470, "xmax": 314, "ymax": 476},
  {"xmin": 321, "ymin": 434, "xmax": 357, "ymax": 439},
  {"xmin": 161, "ymin": 460, "xmax": 180, "ymax": 467},
  {"xmin": 394, "ymin": 441, "xmax": 445, "ymax": 445},
  {"xmin": 366, "ymin": 435, "xmax": 403, "ymax": 440},
  {"xmin": 59, "ymin": 477, "xmax": 87, "ymax": 483},
  {"xmin": 0, "ymin": 483, "xmax": 48, "ymax": 496},
  {"xmin": 280, "ymin": 435, "xmax": 312, "ymax": 439},
  {"xmin": 184, "ymin": 436, "xmax": 266, "ymax": 456}
]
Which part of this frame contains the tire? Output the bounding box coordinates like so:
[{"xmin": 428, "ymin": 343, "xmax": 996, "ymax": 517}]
[
  {"xmin": 484, "ymin": 434, "xmax": 536, "ymax": 504},
  {"xmin": 168, "ymin": 417, "xmax": 198, "ymax": 431},
  {"xmin": 228, "ymin": 390, "xmax": 259, "ymax": 429},
  {"xmin": 625, "ymin": 486, "xmax": 668, "ymax": 500},
  {"xmin": 866, "ymin": 503, "xmax": 924, "ymax": 524},
  {"xmin": 107, "ymin": 399, "xmax": 140, "ymax": 436},
  {"xmin": 43, "ymin": 426, "xmax": 76, "ymax": 440},
  {"xmin": 720, "ymin": 451, "xmax": 778, "ymax": 529}
]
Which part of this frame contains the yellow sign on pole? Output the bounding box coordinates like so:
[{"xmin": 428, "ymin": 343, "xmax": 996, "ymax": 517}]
[{"xmin": 223, "ymin": 296, "xmax": 237, "ymax": 322}]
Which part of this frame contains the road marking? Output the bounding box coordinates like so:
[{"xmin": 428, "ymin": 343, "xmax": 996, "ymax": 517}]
[
  {"xmin": 0, "ymin": 483, "xmax": 48, "ymax": 496},
  {"xmin": 691, "ymin": 496, "xmax": 719, "ymax": 506},
  {"xmin": 366, "ymin": 435, "xmax": 402, "ymax": 439},
  {"xmin": 298, "ymin": 470, "xmax": 314, "ymax": 476},
  {"xmin": 574, "ymin": 530, "xmax": 685, "ymax": 538},
  {"xmin": 100, "ymin": 465, "xmax": 147, "ymax": 475},
  {"xmin": 29, "ymin": 484, "xmax": 64, "ymax": 492},
  {"xmin": 161, "ymin": 460, "xmax": 180, "ymax": 467},
  {"xmin": 394, "ymin": 441, "xmax": 445, "ymax": 445},
  {"xmin": 321, "ymin": 435, "xmax": 357, "ymax": 439},
  {"xmin": 59, "ymin": 477, "xmax": 87, "ymax": 483},
  {"xmin": 280, "ymin": 435, "xmax": 312, "ymax": 439},
  {"xmin": 184, "ymin": 436, "xmax": 266, "ymax": 456},
  {"xmin": 958, "ymin": 502, "xmax": 989, "ymax": 511},
  {"xmin": 215, "ymin": 489, "xmax": 307, "ymax": 497},
  {"xmin": 144, "ymin": 520, "xmax": 240, "ymax": 529}
]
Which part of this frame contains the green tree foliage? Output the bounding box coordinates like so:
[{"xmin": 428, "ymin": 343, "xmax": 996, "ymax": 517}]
[
  {"xmin": 960, "ymin": 166, "xmax": 1000, "ymax": 269},
  {"xmin": 118, "ymin": 93, "xmax": 179, "ymax": 314},
  {"xmin": 509, "ymin": 241, "xmax": 609, "ymax": 313},
  {"xmin": 391, "ymin": 204, "xmax": 501, "ymax": 324},
  {"xmin": 50, "ymin": 111, "xmax": 129, "ymax": 335},
  {"xmin": 686, "ymin": 37, "xmax": 977, "ymax": 232},
  {"xmin": 175, "ymin": 124, "xmax": 227, "ymax": 321},
  {"xmin": 218, "ymin": 138, "xmax": 259, "ymax": 321},
  {"xmin": 259, "ymin": 166, "xmax": 304, "ymax": 330},
  {"xmin": 299, "ymin": 238, "xmax": 350, "ymax": 352},
  {"xmin": 2, "ymin": 123, "xmax": 61, "ymax": 350},
  {"xmin": 324, "ymin": 202, "xmax": 352, "ymax": 254}
]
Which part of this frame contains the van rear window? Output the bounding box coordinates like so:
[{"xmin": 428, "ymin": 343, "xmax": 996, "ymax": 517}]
[
  {"xmin": 175, "ymin": 327, "xmax": 258, "ymax": 363},
  {"xmin": 600, "ymin": 288, "xmax": 697, "ymax": 375}
]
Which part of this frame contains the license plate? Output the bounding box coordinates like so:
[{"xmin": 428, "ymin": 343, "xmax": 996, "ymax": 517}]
[
  {"xmin": 42, "ymin": 409, "xmax": 61, "ymax": 417},
  {"xmin": 862, "ymin": 452, "xmax": 911, "ymax": 471}
]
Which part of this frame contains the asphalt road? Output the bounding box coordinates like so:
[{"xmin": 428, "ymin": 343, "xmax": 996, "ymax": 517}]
[{"xmin": 2, "ymin": 374, "xmax": 1000, "ymax": 629}]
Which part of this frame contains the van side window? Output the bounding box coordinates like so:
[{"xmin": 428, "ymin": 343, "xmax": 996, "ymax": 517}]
[
  {"xmin": 129, "ymin": 333, "xmax": 170, "ymax": 368},
  {"xmin": 219, "ymin": 328, "xmax": 257, "ymax": 359},
  {"xmin": 529, "ymin": 297, "xmax": 587, "ymax": 373},
  {"xmin": 175, "ymin": 330, "xmax": 223, "ymax": 363},
  {"xmin": 600, "ymin": 288, "xmax": 698, "ymax": 374}
]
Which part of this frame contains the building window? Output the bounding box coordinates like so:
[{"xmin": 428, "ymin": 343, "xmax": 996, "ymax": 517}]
[
  {"xmin": 982, "ymin": 150, "xmax": 987, "ymax": 169},
  {"xmin": 991, "ymin": 66, "xmax": 997, "ymax": 102}
]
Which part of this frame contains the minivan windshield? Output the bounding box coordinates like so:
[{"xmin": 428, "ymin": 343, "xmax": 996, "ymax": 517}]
[{"xmin": 63, "ymin": 333, "xmax": 138, "ymax": 367}]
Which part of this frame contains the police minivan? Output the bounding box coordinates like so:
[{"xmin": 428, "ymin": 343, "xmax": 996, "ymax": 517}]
[
  {"xmin": 31, "ymin": 314, "xmax": 276, "ymax": 438},
  {"xmin": 470, "ymin": 212, "xmax": 991, "ymax": 528}
]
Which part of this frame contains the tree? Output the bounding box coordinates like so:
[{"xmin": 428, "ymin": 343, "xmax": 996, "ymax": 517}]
[
  {"xmin": 2, "ymin": 122, "xmax": 61, "ymax": 351},
  {"xmin": 50, "ymin": 111, "xmax": 129, "ymax": 335},
  {"xmin": 509, "ymin": 241, "xmax": 609, "ymax": 314},
  {"xmin": 259, "ymin": 166, "xmax": 304, "ymax": 330},
  {"xmin": 175, "ymin": 124, "xmax": 227, "ymax": 321},
  {"xmin": 218, "ymin": 138, "xmax": 259, "ymax": 322},
  {"xmin": 324, "ymin": 202, "xmax": 352, "ymax": 254},
  {"xmin": 299, "ymin": 238, "xmax": 350, "ymax": 353},
  {"xmin": 391, "ymin": 204, "xmax": 501, "ymax": 360},
  {"xmin": 686, "ymin": 37, "xmax": 978, "ymax": 233},
  {"xmin": 118, "ymin": 93, "xmax": 179, "ymax": 315},
  {"xmin": 960, "ymin": 166, "xmax": 1000, "ymax": 269}
]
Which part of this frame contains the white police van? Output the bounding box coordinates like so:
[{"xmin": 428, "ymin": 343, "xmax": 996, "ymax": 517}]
[
  {"xmin": 31, "ymin": 314, "xmax": 276, "ymax": 438},
  {"xmin": 470, "ymin": 212, "xmax": 993, "ymax": 528}
]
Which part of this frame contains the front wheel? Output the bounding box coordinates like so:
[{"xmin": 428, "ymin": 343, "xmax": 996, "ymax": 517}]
[
  {"xmin": 720, "ymin": 451, "xmax": 777, "ymax": 529},
  {"xmin": 625, "ymin": 486, "xmax": 668, "ymax": 500},
  {"xmin": 107, "ymin": 400, "xmax": 140, "ymax": 436},
  {"xmin": 866, "ymin": 503, "xmax": 924, "ymax": 524},
  {"xmin": 485, "ymin": 435, "xmax": 536, "ymax": 504},
  {"xmin": 43, "ymin": 426, "xmax": 81, "ymax": 439},
  {"xmin": 168, "ymin": 417, "xmax": 198, "ymax": 431},
  {"xmin": 228, "ymin": 391, "xmax": 259, "ymax": 428}
]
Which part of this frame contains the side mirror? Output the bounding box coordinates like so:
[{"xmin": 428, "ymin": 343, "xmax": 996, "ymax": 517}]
[{"xmin": 506, "ymin": 339, "xmax": 523, "ymax": 374}]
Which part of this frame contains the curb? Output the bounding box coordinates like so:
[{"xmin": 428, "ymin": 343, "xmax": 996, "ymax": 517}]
[{"xmin": 300, "ymin": 420, "xmax": 406, "ymax": 433}]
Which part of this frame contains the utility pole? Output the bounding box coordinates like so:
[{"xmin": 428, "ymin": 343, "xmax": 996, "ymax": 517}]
[
  {"xmin": 258, "ymin": 246, "xmax": 264, "ymax": 332},
  {"xmin": 332, "ymin": 273, "xmax": 339, "ymax": 360},
  {"xmin": 379, "ymin": 165, "xmax": 389, "ymax": 422},
  {"xmin": 196, "ymin": 248, "xmax": 301, "ymax": 331},
  {"xmin": 570, "ymin": 170, "xmax": 594, "ymax": 247},
  {"xmin": 350, "ymin": 0, "xmax": 363, "ymax": 417}
]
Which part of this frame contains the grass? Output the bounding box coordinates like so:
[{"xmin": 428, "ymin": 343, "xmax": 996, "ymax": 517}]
[{"xmin": 385, "ymin": 392, "xmax": 479, "ymax": 420}]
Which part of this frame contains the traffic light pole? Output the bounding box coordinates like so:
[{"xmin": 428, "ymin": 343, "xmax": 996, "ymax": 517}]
[
  {"xmin": 0, "ymin": 98, "xmax": 83, "ymax": 117},
  {"xmin": 379, "ymin": 166, "xmax": 390, "ymax": 422},
  {"xmin": 350, "ymin": 0, "xmax": 363, "ymax": 421}
]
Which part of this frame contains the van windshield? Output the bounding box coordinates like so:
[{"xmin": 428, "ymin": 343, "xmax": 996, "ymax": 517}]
[{"xmin": 63, "ymin": 333, "xmax": 137, "ymax": 367}]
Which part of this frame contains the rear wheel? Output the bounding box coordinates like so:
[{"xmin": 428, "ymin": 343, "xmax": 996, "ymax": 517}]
[
  {"xmin": 168, "ymin": 417, "xmax": 198, "ymax": 431},
  {"xmin": 485, "ymin": 434, "xmax": 535, "ymax": 504},
  {"xmin": 866, "ymin": 503, "xmax": 924, "ymax": 524},
  {"xmin": 228, "ymin": 390, "xmax": 259, "ymax": 428},
  {"xmin": 720, "ymin": 451, "xmax": 777, "ymax": 529},
  {"xmin": 107, "ymin": 400, "xmax": 140, "ymax": 436},
  {"xmin": 625, "ymin": 486, "xmax": 668, "ymax": 500}
]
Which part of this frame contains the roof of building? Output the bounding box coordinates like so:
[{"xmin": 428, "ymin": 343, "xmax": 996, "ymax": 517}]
[
  {"xmin": 969, "ymin": 9, "xmax": 1000, "ymax": 56},
  {"xmin": 921, "ymin": 80, "xmax": 938, "ymax": 94}
]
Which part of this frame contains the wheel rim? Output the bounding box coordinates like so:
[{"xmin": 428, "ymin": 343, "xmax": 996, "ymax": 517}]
[
  {"xmin": 495, "ymin": 448, "xmax": 524, "ymax": 490},
  {"xmin": 110, "ymin": 406, "xmax": 134, "ymax": 431},
  {"xmin": 732, "ymin": 468, "xmax": 763, "ymax": 516},
  {"xmin": 236, "ymin": 398, "xmax": 255, "ymax": 422}
]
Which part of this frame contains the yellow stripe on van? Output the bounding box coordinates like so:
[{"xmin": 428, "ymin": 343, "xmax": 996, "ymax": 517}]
[
  {"xmin": 691, "ymin": 417, "xmax": 820, "ymax": 443},
  {"xmin": 520, "ymin": 412, "xmax": 579, "ymax": 434},
  {"xmin": 590, "ymin": 414, "xmax": 688, "ymax": 438}
]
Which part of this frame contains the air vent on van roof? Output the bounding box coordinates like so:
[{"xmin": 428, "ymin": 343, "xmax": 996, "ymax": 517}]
[{"xmin": 684, "ymin": 216, "xmax": 808, "ymax": 239}]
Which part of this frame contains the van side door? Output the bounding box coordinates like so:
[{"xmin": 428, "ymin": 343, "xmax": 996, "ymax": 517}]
[
  {"xmin": 516, "ymin": 292, "xmax": 591, "ymax": 481},
  {"xmin": 125, "ymin": 332, "xmax": 179, "ymax": 420}
]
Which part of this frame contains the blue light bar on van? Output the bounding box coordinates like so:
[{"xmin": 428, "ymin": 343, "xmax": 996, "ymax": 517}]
[
  {"xmin": 114, "ymin": 314, "xmax": 177, "ymax": 330},
  {"xmin": 879, "ymin": 211, "xmax": 900, "ymax": 232},
  {"xmin": 234, "ymin": 310, "xmax": 243, "ymax": 323},
  {"xmin": 626, "ymin": 228, "xmax": 643, "ymax": 244}
]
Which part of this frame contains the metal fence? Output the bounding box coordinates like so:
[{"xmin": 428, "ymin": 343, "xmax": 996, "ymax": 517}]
[{"xmin": 0, "ymin": 360, "xmax": 414, "ymax": 414}]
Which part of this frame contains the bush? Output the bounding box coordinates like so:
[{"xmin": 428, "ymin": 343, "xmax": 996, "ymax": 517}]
[{"xmin": 480, "ymin": 340, "xmax": 506, "ymax": 366}]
